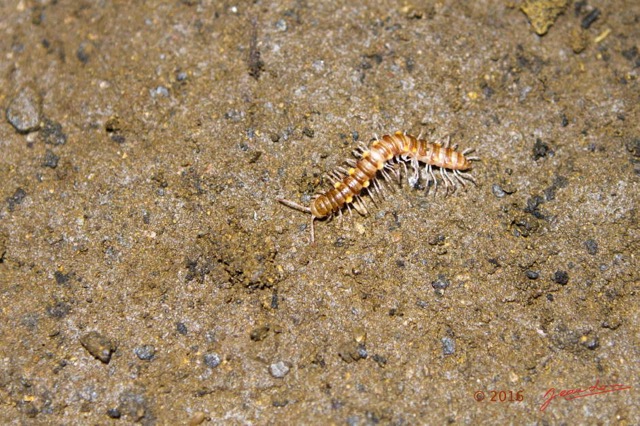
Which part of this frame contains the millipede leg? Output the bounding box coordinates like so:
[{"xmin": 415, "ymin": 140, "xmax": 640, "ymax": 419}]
[
  {"xmin": 371, "ymin": 177, "xmax": 381, "ymax": 195},
  {"xmin": 429, "ymin": 165, "xmax": 438, "ymax": 195},
  {"xmin": 353, "ymin": 196, "xmax": 369, "ymax": 215},
  {"xmin": 458, "ymin": 171, "xmax": 477, "ymax": 185},
  {"xmin": 278, "ymin": 198, "xmax": 312, "ymax": 214},
  {"xmin": 440, "ymin": 168, "xmax": 452, "ymax": 195},
  {"xmin": 408, "ymin": 157, "xmax": 420, "ymax": 188},
  {"xmin": 310, "ymin": 216, "xmax": 315, "ymax": 243},
  {"xmin": 452, "ymin": 169, "xmax": 467, "ymax": 188},
  {"xmin": 366, "ymin": 187, "xmax": 380, "ymax": 206}
]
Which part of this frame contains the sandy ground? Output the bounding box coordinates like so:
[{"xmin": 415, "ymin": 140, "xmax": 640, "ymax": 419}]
[{"xmin": 0, "ymin": 0, "xmax": 638, "ymax": 424}]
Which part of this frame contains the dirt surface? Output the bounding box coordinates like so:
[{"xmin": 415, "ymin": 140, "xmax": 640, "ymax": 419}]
[{"xmin": 1, "ymin": 0, "xmax": 638, "ymax": 424}]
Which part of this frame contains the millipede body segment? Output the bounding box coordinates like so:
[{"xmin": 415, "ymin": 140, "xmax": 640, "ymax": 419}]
[{"xmin": 278, "ymin": 131, "xmax": 478, "ymax": 242}]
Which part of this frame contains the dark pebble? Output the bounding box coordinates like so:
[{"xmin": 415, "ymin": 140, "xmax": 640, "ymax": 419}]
[
  {"xmin": 357, "ymin": 345, "xmax": 368, "ymax": 359},
  {"xmin": 372, "ymin": 354, "xmax": 387, "ymax": 367},
  {"xmin": 106, "ymin": 408, "xmax": 121, "ymax": 419},
  {"xmin": 6, "ymin": 87, "xmax": 41, "ymax": 133},
  {"xmin": 43, "ymin": 149, "xmax": 59, "ymax": 168},
  {"xmin": 203, "ymin": 353, "xmax": 221, "ymax": 368},
  {"xmin": 176, "ymin": 322, "xmax": 188, "ymax": 335},
  {"xmin": 76, "ymin": 42, "xmax": 93, "ymax": 63},
  {"xmin": 581, "ymin": 8, "xmax": 600, "ymax": 29},
  {"xmin": 302, "ymin": 127, "xmax": 314, "ymax": 138},
  {"xmin": 40, "ymin": 118, "xmax": 67, "ymax": 145},
  {"xmin": 442, "ymin": 337, "xmax": 455, "ymax": 355},
  {"xmin": 7, "ymin": 188, "xmax": 27, "ymax": 212},
  {"xmin": 431, "ymin": 274, "xmax": 450, "ymax": 290},
  {"xmin": 585, "ymin": 239, "xmax": 598, "ymax": 255},
  {"xmin": 553, "ymin": 270, "xmax": 569, "ymax": 285},
  {"xmin": 525, "ymin": 270, "xmax": 539, "ymax": 280},
  {"xmin": 134, "ymin": 345, "xmax": 156, "ymax": 361},
  {"xmin": 546, "ymin": 293, "xmax": 554, "ymax": 301},
  {"xmin": 532, "ymin": 138, "xmax": 551, "ymax": 160},
  {"xmin": 80, "ymin": 331, "xmax": 116, "ymax": 364},
  {"xmin": 54, "ymin": 270, "xmax": 70, "ymax": 284},
  {"xmin": 110, "ymin": 134, "xmax": 125, "ymax": 144},
  {"xmin": 582, "ymin": 335, "xmax": 599, "ymax": 350}
]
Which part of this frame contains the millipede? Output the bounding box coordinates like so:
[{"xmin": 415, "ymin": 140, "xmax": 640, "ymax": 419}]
[{"xmin": 278, "ymin": 131, "xmax": 479, "ymax": 242}]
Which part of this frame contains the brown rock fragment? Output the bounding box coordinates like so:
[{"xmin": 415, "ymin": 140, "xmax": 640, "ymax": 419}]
[
  {"xmin": 80, "ymin": 331, "xmax": 116, "ymax": 363},
  {"xmin": 520, "ymin": 0, "xmax": 568, "ymax": 35}
]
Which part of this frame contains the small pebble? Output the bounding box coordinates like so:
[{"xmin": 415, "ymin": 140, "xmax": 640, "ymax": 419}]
[
  {"xmin": 54, "ymin": 271, "xmax": 70, "ymax": 284},
  {"xmin": 43, "ymin": 149, "xmax": 59, "ymax": 168},
  {"xmin": 269, "ymin": 361, "xmax": 290, "ymax": 378},
  {"xmin": 525, "ymin": 270, "xmax": 539, "ymax": 280},
  {"xmin": 80, "ymin": 331, "xmax": 116, "ymax": 364},
  {"xmin": 431, "ymin": 274, "xmax": 450, "ymax": 290},
  {"xmin": 492, "ymin": 184, "xmax": 507, "ymax": 198},
  {"xmin": 76, "ymin": 42, "xmax": 93, "ymax": 63},
  {"xmin": 581, "ymin": 335, "xmax": 599, "ymax": 350},
  {"xmin": 356, "ymin": 345, "xmax": 368, "ymax": 359},
  {"xmin": 372, "ymin": 354, "xmax": 387, "ymax": 367},
  {"xmin": 106, "ymin": 408, "xmax": 121, "ymax": 419},
  {"xmin": 6, "ymin": 87, "xmax": 41, "ymax": 133},
  {"xmin": 40, "ymin": 118, "xmax": 67, "ymax": 145},
  {"xmin": 302, "ymin": 127, "xmax": 314, "ymax": 138},
  {"xmin": 553, "ymin": 270, "xmax": 569, "ymax": 285},
  {"xmin": 134, "ymin": 345, "xmax": 156, "ymax": 361},
  {"xmin": 151, "ymin": 86, "xmax": 169, "ymax": 97},
  {"xmin": 176, "ymin": 71, "xmax": 188, "ymax": 82},
  {"xmin": 7, "ymin": 188, "xmax": 27, "ymax": 211},
  {"xmin": 203, "ymin": 353, "xmax": 221, "ymax": 368},
  {"xmin": 442, "ymin": 337, "xmax": 455, "ymax": 355},
  {"xmin": 275, "ymin": 19, "xmax": 287, "ymax": 31},
  {"xmin": 532, "ymin": 138, "xmax": 551, "ymax": 160},
  {"xmin": 176, "ymin": 322, "xmax": 188, "ymax": 335},
  {"xmin": 585, "ymin": 239, "xmax": 598, "ymax": 255},
  {"xmin": 581, "ymin": 8, "xmax": 600, "ymax": 29}
]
